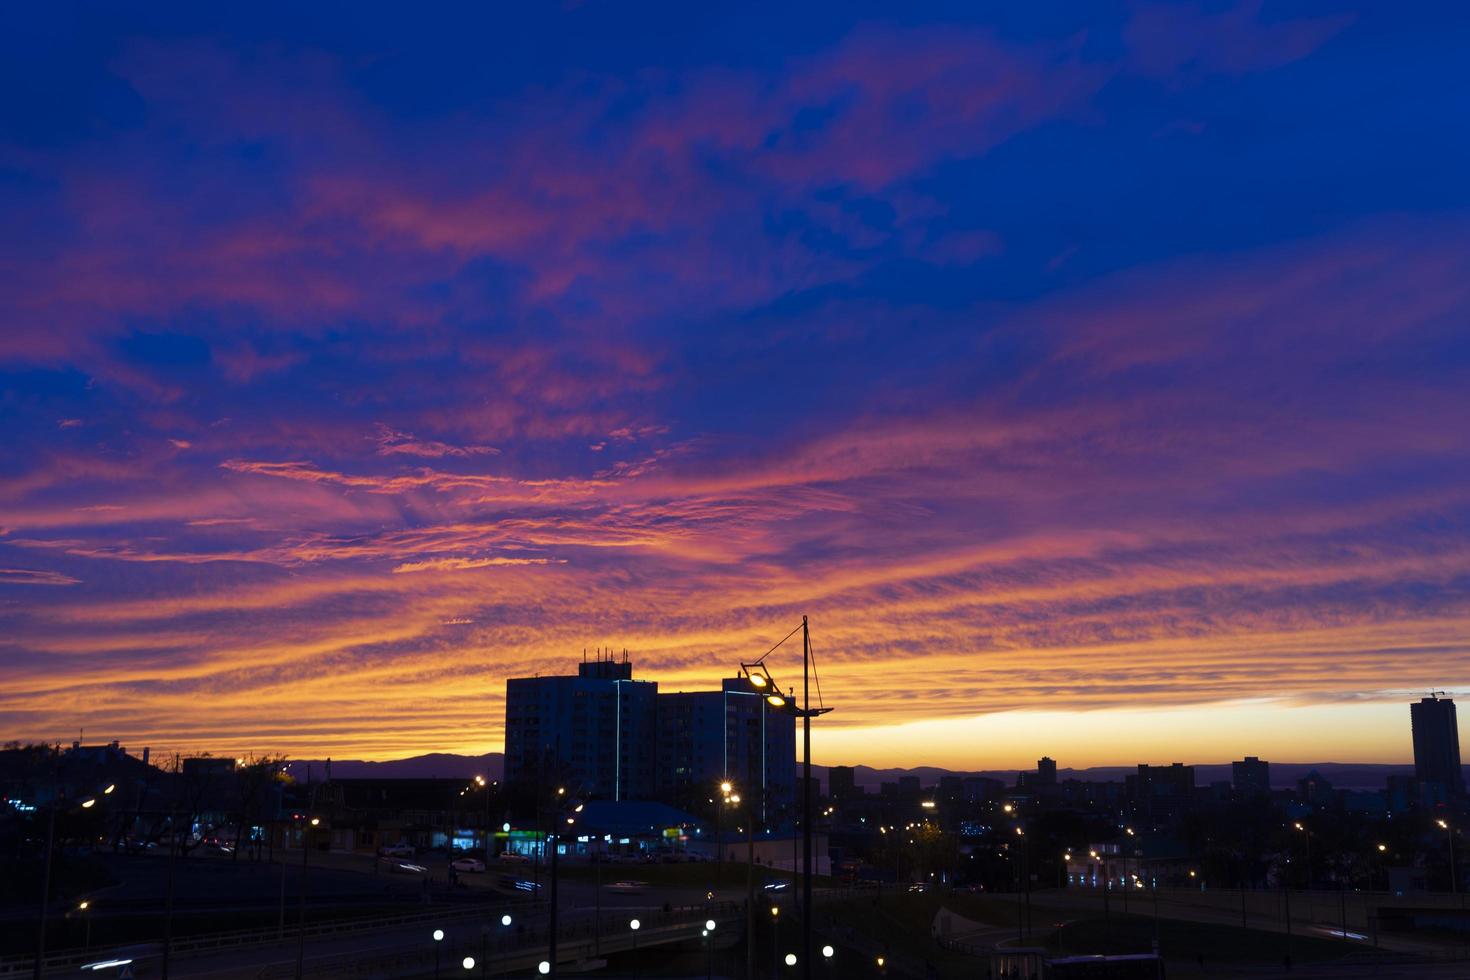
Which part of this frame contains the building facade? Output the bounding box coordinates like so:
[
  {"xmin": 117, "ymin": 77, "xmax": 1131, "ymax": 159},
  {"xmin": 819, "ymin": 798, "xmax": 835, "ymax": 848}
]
[
  {"xmin": 657, "ymin": 679, "xmax": 795, "ymax": 824},
  {"xmin": 505, "ymin": 655, "xmax": 795, "ymax": 819},
  {"xmin": 503, "ymin": 655, "xmax": 659, "ymax": 801}
]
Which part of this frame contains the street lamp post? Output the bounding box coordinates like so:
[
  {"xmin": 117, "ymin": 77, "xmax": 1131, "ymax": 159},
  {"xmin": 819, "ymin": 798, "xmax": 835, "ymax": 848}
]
[
  {"xmin": 722, "ymin": 789, "xmax": 757, "ymax": 980},
  {"xmin": 432, "ymin": 928, "xmax": 444, "ymax": 979},
  {"xmin": 717, "ymin": 780, "xmax": 732, "ymax": 881},
  {"xmin": 1439, "ymin": 820, "xmax": 1458, "ymax": 894},
  {"xmin": 34, "ymin": 780, "xmax": 115, "ymax": 980},
  {"xmin": 473, "ymin": 776, "xmax": 493, "ymax": 869},
  {"xmin": 293, "ymin": 813, "xmax": 320, "ymax": 980},
  {"xmin": 1122, "ymin": 828, "xmax": 1134, "ymax": 913},
  {"xmin": 771, "ymin": 906, "xmax": 780, "ymax": 980},
  {"xmin": 737, "ymin": 616, "xmax": 831, "ymax": 980},
  {"xmin": 1294, "ymin": 822, "xmax": 1313, "ymax": 890},
  {"xmin": 1090, "ymin": 850, "xmax": 1109, "ymax": 926}
]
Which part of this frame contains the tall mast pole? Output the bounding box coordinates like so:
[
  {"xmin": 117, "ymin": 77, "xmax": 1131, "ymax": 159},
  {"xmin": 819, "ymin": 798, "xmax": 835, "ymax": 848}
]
[{"xmin": 801, "ymin": 615, "xmax": 812, "ymax": 980}]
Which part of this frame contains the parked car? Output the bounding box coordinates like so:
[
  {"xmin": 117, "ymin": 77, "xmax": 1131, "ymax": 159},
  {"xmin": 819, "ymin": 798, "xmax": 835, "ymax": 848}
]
[
  {"xmin": 450, "ymin": 857, "xmax": 486, "ymax": 873},
  {"xmin": 497, "ymin": 851, "xmax": 530, "ymax": 864},
  {"xmin": 379, "ymin": 842, "xmax": 415, "ymax": 857}
]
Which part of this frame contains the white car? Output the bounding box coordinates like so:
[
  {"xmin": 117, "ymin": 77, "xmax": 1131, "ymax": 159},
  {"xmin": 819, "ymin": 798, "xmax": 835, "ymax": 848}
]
[{"xmin": 450, "ymin": 857, "xmax": 485, "ymax": 873}]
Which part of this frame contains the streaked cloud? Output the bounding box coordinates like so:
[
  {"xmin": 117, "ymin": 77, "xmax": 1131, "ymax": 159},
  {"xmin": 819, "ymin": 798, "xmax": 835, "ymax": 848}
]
[{"xmin": 0, "ymin": 0, "xmax": 1465, "ymax": 766}]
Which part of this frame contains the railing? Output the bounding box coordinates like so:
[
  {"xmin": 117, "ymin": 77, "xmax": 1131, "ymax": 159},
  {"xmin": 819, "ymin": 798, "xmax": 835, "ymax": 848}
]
[
  {"xmin": 254, "ymin": 901, "xmax": 742, "ymax": 979},
  {"xmin": 0, "ymin": 898, "xmax": 536, "ymax": 977}
]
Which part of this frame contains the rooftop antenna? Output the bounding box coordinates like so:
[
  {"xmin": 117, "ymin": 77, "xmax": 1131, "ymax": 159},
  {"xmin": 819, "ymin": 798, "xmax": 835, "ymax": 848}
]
[{"xmin": 1429, "ymin": 690, "xmax": 1449, "ymax": 699}]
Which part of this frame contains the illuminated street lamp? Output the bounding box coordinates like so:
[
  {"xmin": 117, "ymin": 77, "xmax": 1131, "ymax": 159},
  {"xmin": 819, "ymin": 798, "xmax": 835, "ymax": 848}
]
[
  {"xmin": 1295, "ymin": 822, "xmax": 1313, "ymax": 889},
  {"xmin": 1439, "ymin": 819, "xmax": 1458, "ymax": 894},
  {"xmin": 77, "ymin": 900, "xmax": 93, "ymax": 953},
  {"xmin": 432, "ymin": 928, "xmax": 445, "ymax": 980},
  {"xmin": 737, "ymin": 616, "xmax": 832, "ymax": 980}
]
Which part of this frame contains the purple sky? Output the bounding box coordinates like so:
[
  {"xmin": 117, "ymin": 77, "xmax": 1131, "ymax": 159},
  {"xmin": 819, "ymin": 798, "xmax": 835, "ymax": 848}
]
[{"xmin": 2, "ymin": 1, "xmax": 1468, "ymax": 766}]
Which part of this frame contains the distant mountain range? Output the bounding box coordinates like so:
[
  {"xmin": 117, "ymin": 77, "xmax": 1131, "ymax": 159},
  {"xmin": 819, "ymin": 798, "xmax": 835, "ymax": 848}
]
[
  {"xmin": 286, "ymin": 752, "xmax": 1418, "ymax": 792},
  {"xmin": 289, "ymin": 752, "xmax": 504, "ymax": 781},
  {"xmin": 831, "ymin": 763, "xmax": 1418, "ymax": 792}
]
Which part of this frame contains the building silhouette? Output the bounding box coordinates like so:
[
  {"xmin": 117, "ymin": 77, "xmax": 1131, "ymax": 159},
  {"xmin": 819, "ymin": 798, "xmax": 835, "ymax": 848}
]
[
  {"xmin": 828, "ymin": 765, "xmax": 857, "ymax": 800},
  {"xmin": 1129, "ymin": 763, "xmax": 1196, "ymax": 820},
  {"xmin": 1411, "ymin": 694, "xmax": 1465, "ymax": 798},
  {"xmin": 1232, "ymin": 756, "xmax": 1270, "ymax": 797}
]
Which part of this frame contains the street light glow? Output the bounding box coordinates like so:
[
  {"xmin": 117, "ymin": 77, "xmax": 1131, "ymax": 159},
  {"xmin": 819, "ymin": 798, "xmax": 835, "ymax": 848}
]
[
  {"xmin": 433, "ymin": 929, "xmax": 444, "ymax": 942},
  {"xmin": 822, "ymin": 945, "xmax": 835, "ymax": 958},
  {"xmin": 501, "ymin": 914, "xmax": 512, "ymax": 926},
  {"xmin": 81, "ymin": 799, "xmax": 96, "ymax": 808},
  {"xmin": 706, "ymin": 919, "xmax": 716, "ymax": 931},
  {"xmin": 462, "ymin": 957, "xmax": 475, "ymax": 970},
  {"xmin": 785, "ymin": 953, "xmax": 797, "ymax": 966},
  {"xmin": 720, "ymin": 781, "xmax": 733, "ymax": 794},
  {"xmin": 630, "ymin": 918, "xmax": 641, "ymax": 930},
  {"xmin": 538, "ymin": 962, "xmax": 550, "ymax": 975}
]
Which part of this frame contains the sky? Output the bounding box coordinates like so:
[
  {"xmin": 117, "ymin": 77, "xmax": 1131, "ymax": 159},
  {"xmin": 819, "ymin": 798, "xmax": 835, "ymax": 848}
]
[{"xmin": 2, "ymin": 1, "xmax": 1469, "ymax": 770}]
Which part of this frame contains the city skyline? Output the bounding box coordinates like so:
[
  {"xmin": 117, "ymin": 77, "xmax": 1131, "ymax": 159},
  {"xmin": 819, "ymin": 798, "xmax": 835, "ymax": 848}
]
[{"xmin": 4, "ymin": 3, "xmax": 1470, "ymax": 768}]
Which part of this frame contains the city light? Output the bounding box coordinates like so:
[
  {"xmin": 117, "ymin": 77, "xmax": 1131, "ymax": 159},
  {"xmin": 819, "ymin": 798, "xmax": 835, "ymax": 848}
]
[
  {"xmin": 462, "ymin": 957, "xmax": 475, "ymax": 970},
  {"xmin": 785, "ymin": 953, "xmax": 798, "ymax": 966},
  {"xmin": 630, "ymin": 919, "xmax": 641, "ymax": 930},
  {"xmin": 539, "ymin": 962, "xmax": 550, "ymax": 975},
  {"xmin": 705, "ymin": 919, "xmax": 716, "ymax": 931},
  {"xmin": 822, "ymin": 945, "xmax": 835, "ymax": 958},
  {"xmin": 501, "ymin": 914, "xmax": 512, "ymax": 926},
  {"xmin": 433, "ymin": 929, "xmax": 444, "ymax": 942}
]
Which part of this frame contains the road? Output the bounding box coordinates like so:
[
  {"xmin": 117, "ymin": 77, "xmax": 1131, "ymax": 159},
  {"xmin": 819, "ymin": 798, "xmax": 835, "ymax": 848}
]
[{"xmin": 14, "ymin": 849, "xmax": 744, "ymax": 979}]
